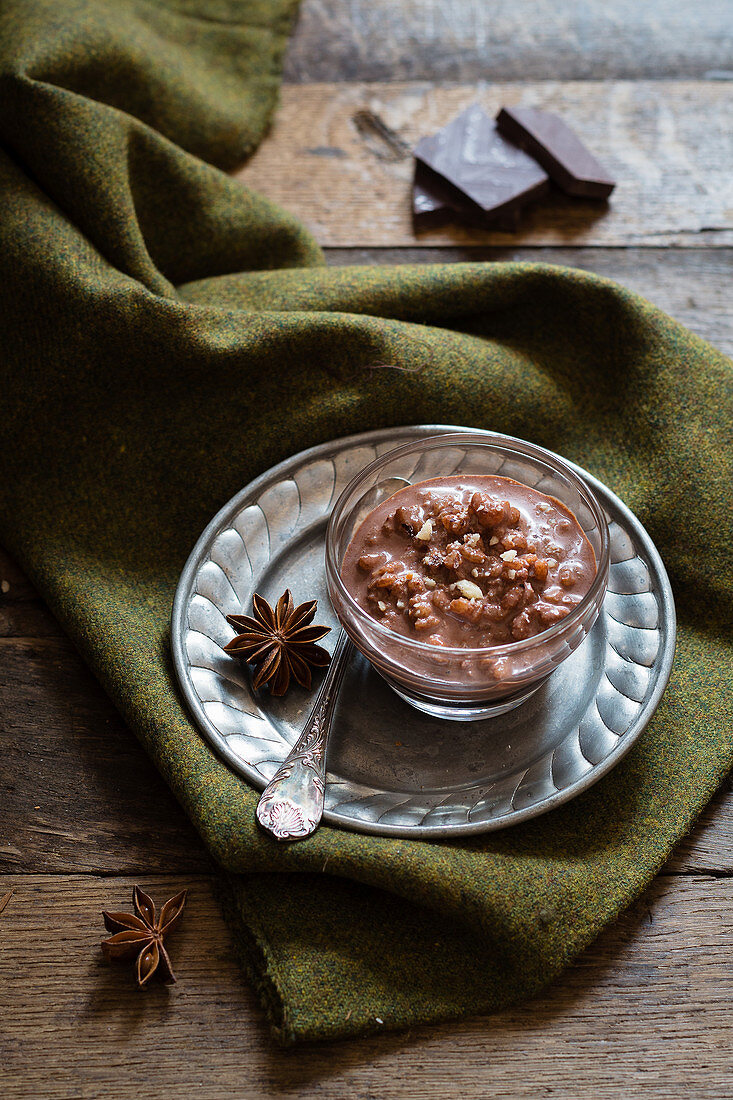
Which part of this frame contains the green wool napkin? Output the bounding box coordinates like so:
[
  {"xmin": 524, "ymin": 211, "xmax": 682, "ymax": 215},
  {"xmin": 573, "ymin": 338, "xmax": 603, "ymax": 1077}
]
[{"xmin": 1, "ymin": 0, "xmax": 731, "ymax": 1046}]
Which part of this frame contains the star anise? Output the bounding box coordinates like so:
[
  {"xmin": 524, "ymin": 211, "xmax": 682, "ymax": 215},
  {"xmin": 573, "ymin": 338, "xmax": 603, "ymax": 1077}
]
[
  {"xmin": 101, "ymin": 885, "xmax": 187, "ymax": 987},
  {"xmin": 224, "ymin": 589, "xmax": 331, "ymax": 696}
]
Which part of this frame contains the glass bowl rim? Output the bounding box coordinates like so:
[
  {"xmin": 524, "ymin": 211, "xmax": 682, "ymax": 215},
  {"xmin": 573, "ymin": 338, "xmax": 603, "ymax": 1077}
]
[{"xmin": 325, "ymin": 430, "xmax": 610, "ymax": 660}]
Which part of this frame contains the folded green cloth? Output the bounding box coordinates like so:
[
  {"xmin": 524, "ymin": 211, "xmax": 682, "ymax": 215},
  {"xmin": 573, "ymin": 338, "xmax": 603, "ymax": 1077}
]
[{"xmin": 1, "ymin": 0, "xmax": 731, "ymax": 1045}]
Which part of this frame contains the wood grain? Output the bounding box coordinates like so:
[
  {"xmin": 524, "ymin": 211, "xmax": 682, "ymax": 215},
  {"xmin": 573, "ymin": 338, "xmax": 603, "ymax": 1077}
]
[
  {"xmin": 1, "ymin": 873, "xmax": 732, "ymax": 1098},
  {"xmin": 236, "ymin": 82, "xmax": 733, "ymax": 247},
  {"xmin": 285, "ymin": 0, "xmax": 733, "ymax": 82},
  {"xmin": 0, "ymin": 590, "xmax": 213, "ymax": 875}
]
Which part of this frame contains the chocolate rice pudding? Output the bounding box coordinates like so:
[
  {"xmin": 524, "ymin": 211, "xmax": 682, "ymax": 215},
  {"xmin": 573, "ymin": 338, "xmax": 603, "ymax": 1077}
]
[{"xmin": 341, "ymin": 476, "xmax": 597, "ymax": 650}]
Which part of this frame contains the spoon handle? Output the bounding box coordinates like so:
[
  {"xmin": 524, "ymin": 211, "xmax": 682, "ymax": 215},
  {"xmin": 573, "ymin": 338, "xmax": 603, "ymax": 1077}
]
[{"xmin": 255, "ymin": 630, "xmax": 352, "ymax": 841}]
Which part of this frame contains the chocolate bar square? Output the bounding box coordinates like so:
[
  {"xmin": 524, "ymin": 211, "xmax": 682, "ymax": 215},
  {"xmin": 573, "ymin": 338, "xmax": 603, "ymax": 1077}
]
[
  {"xmin": 496, "ymin": 106, "xmax": 615, "ymax": 199},
  {"xmin": 412, "ymin": 161, "xmax": 520, "ymax": 232},
  {"xmin": 414, "ymin": 104, "xmax": 550, "ymax": 220}
]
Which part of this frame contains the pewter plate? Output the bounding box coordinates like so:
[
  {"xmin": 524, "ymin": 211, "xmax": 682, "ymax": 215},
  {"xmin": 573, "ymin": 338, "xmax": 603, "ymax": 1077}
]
[{"xmin": 171, "ymin": 426, "xmax": 676, "ymax": 838}]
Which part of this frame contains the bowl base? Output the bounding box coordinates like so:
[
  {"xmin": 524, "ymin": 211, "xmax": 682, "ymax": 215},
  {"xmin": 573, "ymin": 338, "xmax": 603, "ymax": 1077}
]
[{"xmin": 382, "ymin": 674, "xmax": 549, "ymax": 722}]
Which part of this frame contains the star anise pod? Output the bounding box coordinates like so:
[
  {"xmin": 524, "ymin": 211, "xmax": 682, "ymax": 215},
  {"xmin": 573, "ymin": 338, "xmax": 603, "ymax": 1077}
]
[
  {"xmin": 223, "ymin": 589, "xmax": 331, "ymax": 696},
  {"xmin": 101, "ymin": 885, "xmax": 187, "ymax": 987}
]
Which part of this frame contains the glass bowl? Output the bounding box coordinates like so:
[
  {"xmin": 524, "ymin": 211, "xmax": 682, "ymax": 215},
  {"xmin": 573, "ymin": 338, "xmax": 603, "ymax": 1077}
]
[{"xmin": 325, "ymin": 431, "xmax": 610, "ymax": 721}]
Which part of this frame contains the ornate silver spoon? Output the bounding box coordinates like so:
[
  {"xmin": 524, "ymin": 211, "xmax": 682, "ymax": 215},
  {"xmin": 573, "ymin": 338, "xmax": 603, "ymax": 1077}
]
[
  {"xmin": 255, "ymin": 476, "xmax": 409, "ymax": 842},
  {"xmin": 255, "ymin": 629, "xmax": 353, "ymax": 841}
]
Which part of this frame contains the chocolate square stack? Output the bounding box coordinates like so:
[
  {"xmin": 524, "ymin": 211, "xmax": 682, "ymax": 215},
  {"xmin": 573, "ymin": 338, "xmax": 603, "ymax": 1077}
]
[{"xmin": 412, "ymin": 103, "xmax": 615, "ymax": 232}]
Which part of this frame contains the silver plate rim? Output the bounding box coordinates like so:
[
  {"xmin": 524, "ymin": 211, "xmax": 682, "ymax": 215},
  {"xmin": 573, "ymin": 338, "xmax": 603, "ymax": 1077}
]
[{"xmin": 171, "ymin": 425, "xmax": 677, "ymax": 838}]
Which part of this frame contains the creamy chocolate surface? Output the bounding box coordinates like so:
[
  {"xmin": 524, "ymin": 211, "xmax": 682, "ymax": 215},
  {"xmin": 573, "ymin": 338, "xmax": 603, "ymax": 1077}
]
[{"xmin": 341, "ymin": 476, "xmax": 597, "ymax": 649}]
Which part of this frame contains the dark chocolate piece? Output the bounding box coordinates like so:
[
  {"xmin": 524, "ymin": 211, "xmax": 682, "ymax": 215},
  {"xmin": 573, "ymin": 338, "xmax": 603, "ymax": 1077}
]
[
  {"xmin": 496, "ymin": 107, "xmax": 615, "ymax": 199},
  {"xmin": 414, "ymin": 104, "xmax": 550, "ymax": 220},
  {"xmin": 412, "ymin": 161, "xmax": 519, "ymax": 232}
]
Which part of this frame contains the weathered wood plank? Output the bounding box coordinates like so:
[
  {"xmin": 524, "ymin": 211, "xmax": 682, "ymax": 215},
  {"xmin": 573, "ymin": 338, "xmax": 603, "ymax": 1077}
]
[
  {"xmin": 668, "ymin": 777, "xmax": 733, "ymax": 874},
  {"xmin": 0, "ymin": 547, "xmax": 38, "ymax": 602},
  {"xmin": 236, "ymin": 83, "xmax": 733, "ymax": 247},
  {"xmin": 1, "ymin": 873, "xmax": 732, "ymax": 1098},
  {"xmin": 285, "ymin": 0, "xmax": 733, "ymax": 83},
  {"xmin": 324, "ymin": 247, "xmax": 733, "ymax": 358},
  {"xmin": 0, "ymin": 600, "xmax": 62, "ymax": 638},
  {"xmin": 0, "ymin": 547, "xmax": 63, "ymax": 636},
  {"xmin": 0, "ymin": 635, "xmax": 213, "ymax": 875}
]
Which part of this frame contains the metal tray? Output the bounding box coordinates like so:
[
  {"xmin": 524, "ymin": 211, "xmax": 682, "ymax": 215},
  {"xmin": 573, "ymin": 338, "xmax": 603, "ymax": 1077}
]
[{"xmin": 171, "ymin": 425, "xmax": 676, "ymax": 838}]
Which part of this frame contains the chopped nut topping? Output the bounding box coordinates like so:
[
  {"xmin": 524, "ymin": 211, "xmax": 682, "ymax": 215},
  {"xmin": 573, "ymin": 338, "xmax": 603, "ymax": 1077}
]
[
  {"xmin": 449, "ymin": 597, "xmax": 483, "ymax": 622},
  {"xmin": 443, "ymin": 545, "xmax": 463, "ymax": 570},
  {"xmin": 459, "ymin": 545, "xmax": 485, "ymax": 564},
  {"xmin": 438, "ymin": 506, "xmax": 471, "ymax": 535},
  {"xmin": 422, "ymin": 547, "xmax": 444, "ymax": 570},
  {"xmin": 511, "ymin": 610, "xmax": 533, "ymax": 640},
  {"xmin": 358, "ymin": 552, "xmax": 386, "ymax": 572},
  {"xmin": 454, "ymin": 579, "xmax": 483, "ymax": 600},
  {"xmin": 502, "ymin": 531, "xmax": 527, "ymax": 551},
  {"xmin": 533, "ymin": 559, "xmax": 549, "ymax": 582},
  {"xmin": 394, "ymin": 505, "xmax": 420, "ymax": 536},
  {"xmin": 342, "ymin": 476, "xmax": 596, "ymax": 650},
  {"xmin": 413, "ymin": 616, "xmax": 439, "ymax": 631}
]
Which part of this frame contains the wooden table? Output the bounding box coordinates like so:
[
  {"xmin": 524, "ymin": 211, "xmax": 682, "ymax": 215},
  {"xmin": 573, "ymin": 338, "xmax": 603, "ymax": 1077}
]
[{"xmin": 2, "ymin": 3, "xmax": 732, "ymax": 1096}]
